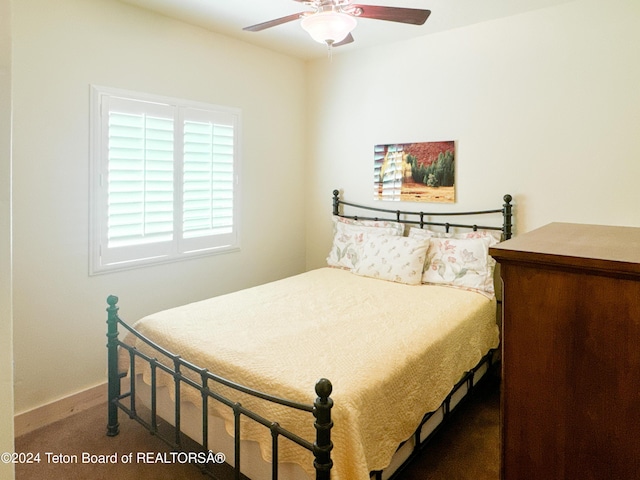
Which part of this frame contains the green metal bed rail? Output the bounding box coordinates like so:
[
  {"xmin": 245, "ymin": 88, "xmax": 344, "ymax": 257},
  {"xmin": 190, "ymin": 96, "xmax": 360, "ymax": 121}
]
[{"xmin": 106, "ymin": 295, "xmax": 333, "ymax": 480}]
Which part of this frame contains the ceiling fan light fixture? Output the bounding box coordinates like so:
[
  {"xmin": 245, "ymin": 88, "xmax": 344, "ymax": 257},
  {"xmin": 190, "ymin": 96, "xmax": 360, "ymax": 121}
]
[{"xmin": 301, "ymin": 11, "xmax": 357, "ymax": 45}]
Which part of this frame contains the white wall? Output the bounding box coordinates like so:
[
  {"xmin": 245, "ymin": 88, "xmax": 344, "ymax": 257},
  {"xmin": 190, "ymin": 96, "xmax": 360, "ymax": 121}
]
[
  {"xmin": 11, "ymin": 0, "xmax": 640, "ymax": 419},
  {"xmin": 1, "ymin": 0, "xmax": 15, "ymax": 475},
  {"xmin": 305, "ymin": 0, "xmax": 640, "ymax": 268},
  {"xmin": 12, "ymin": 0, "xmax": 307, "ymax": 414}
]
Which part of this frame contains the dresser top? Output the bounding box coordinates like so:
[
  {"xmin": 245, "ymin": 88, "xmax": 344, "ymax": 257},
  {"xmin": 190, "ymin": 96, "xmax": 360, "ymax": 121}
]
[{"xmin": 489, "ymin": 222, "xmax": 640, "ymax": 276}]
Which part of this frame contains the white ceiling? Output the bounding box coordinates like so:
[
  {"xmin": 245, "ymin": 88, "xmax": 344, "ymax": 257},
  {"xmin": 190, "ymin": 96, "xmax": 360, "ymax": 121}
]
[{"xmin": 117, "ymin": 0, "xmax": 574, "ymax": 60}]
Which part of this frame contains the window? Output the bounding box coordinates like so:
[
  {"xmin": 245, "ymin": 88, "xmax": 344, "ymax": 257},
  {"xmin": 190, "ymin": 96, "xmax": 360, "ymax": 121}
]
[{"xmin": 90, "ymin": 86, "xmax": 241, "ymax": 274}]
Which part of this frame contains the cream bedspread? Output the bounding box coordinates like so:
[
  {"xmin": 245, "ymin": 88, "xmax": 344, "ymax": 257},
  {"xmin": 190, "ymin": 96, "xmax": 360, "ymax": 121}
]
[{"xmin": 125, "ymin": 267, "xmax": 499, "ymax": 480}]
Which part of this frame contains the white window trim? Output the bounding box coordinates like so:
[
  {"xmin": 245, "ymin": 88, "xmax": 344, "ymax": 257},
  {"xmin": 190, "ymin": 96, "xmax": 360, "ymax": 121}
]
[{"xmin": 89, "ymin": 85, "xmax": 241, "ymax": 275}]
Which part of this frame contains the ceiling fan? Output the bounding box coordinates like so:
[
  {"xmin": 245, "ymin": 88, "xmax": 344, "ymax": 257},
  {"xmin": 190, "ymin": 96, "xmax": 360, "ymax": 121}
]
[{"xmin": 243, "ymin": 0, "xmax": 431, "ymax": 48}]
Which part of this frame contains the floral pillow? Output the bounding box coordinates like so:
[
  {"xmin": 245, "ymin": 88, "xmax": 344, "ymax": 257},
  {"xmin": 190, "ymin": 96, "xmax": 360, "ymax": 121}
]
[
  {"xmin": 352, "ymin": 234, "xmax": 430, "ymax": 285},
  {"xmin": 327, "ymin": 216, "xmax": 405, "ymax": 270},
  {"xmin": 409, "ymin": 226, "xmax": 501, "ymax": 242},
  {"xmin": 422, "ymin": 235, "xmax": 498, "ymax": 295}
]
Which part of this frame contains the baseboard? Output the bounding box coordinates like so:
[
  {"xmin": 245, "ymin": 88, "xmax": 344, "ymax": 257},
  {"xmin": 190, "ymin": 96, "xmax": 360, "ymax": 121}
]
[{"xmin": 14, "ymin": 382, "xmax": 106, "ymax": 437}]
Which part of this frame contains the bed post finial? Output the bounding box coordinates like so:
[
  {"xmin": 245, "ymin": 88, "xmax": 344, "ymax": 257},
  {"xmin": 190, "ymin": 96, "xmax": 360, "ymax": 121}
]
[
  {"xmin": 313, "ymin": 378, "xmax": 333, "ymax": 480},
  {"xmin": 503, "ymin": 194, "xmax": 513, "ymax": 240},
  {"xmin": 106, "ymin": 295, "xmax": 120, "ymax": 437},
  {"xmin": 332, "ymin": 190, "xmax": 340, "ymax": 216}
]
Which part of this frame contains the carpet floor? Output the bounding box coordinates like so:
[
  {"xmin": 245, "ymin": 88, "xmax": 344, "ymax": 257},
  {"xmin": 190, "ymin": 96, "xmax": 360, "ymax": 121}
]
[{"xmin": 15, "ymin": 373, "xmax": 500, "ymax": 480}]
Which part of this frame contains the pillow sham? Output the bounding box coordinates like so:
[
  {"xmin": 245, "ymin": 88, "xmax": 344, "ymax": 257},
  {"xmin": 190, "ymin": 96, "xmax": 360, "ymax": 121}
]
[
  {"xmin": 422, "ymin": 235, "xmax": 498, "ymax": 295},
  {"xmin": 352, "ymin": 234, "xmax": 430, "ymax": 285},
  {"xmin": 407, "ymin": 227, "xmax": 437, "ymax": 239},
  {"xmin": 408, "ymin": 226, "xmax": 501, "ymax": 242},
  {"xmin": 327, "ymin": 216, "xmax": 405, "ymax": 270},
  {"xmin": 333, "ymin": 215, "xmax": 404, "ymax": 233}
]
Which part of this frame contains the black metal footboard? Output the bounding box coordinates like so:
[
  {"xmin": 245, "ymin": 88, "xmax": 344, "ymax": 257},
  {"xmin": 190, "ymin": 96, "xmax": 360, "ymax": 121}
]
[{"xmin": 105, "ymin": 295, "xmax": 333, "ymax": 480}]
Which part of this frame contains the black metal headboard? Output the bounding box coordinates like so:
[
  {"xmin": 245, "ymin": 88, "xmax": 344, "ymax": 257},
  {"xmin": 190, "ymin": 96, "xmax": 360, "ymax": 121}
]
[{"xmin": 332, "ymin": 190, "xmax": 513, "ymax": 240}]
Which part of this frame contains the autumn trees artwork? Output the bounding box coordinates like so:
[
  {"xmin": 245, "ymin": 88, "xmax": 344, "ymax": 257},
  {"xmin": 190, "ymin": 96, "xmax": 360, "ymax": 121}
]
[{"xmin": 374, "ymin": 141, "xmax": 455, "ymax": 203}]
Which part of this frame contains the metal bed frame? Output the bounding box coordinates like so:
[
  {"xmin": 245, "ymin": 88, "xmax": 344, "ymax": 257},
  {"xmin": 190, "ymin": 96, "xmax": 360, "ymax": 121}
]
[
  {"xmin": 106, "ymin": 190, "xmax": 513, "ymax": 480},
  {"xmin": 333, "ymin": 189, "xmax": 513, "ymax": 239}
]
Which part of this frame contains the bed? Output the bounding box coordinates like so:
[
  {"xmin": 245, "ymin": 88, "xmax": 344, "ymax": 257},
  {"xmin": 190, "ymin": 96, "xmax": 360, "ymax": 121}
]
[{"xmin": 106, "ymin": 189, "xmax": 513, "ymax": 480}]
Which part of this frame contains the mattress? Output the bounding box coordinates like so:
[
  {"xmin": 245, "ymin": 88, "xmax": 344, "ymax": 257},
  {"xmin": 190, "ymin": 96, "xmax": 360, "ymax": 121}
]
[{"xmin": 123, "ymin": 267, "xmax": 499, "ymax": 480}]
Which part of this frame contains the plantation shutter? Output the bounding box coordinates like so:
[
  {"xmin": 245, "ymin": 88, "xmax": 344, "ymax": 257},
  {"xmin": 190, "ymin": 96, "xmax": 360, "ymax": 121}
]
[
  {"xmin": 100, "ymin": 97, "xmax": 175, "ymax": 265},
  {"xmin": 180, "ymin": 108, "xmax": 237, "ymax": 253},
  {"xmin": 91, "ymin": 86, "xmax": 241, "ymax": 273}
]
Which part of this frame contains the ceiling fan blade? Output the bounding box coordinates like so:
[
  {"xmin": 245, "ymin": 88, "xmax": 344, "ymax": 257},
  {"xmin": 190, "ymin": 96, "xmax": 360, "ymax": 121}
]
[
  {"xmin": 243, "ymin": 12, "xmax": 305, "ymax": 32},
  {"xmin": 352, "ymin": 5, "xmax": 431, "ymax": 25},
  {"xmin": 334, "ymin": 33, "xmax": 355, "ymax": 47}
]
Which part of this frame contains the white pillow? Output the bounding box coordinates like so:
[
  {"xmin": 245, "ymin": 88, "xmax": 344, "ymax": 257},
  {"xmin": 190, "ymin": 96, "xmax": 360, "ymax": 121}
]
[
  {"xmin": 327, "ymin": 216, "xmax": 404, "ymax": 270},
  {"xmin": 407, "ymin": 227, "xmax": 437, "ymax": 239},
  {"xmin": 409, "ymin": 226, "xmax": 501, "ymax": 242},
  {"xmin": 422, "ymin": 235, "xmax": 497, "ymax": 294},
  {"xmin": 352, "ymin": 234, "xmax": 430, "ymax": 285}
]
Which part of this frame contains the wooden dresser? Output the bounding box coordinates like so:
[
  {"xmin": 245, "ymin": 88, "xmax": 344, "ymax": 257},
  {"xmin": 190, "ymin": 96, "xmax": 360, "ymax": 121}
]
[{"xmin": 489, "ymin": 222, "xmax": 640, "ymax": 480}]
